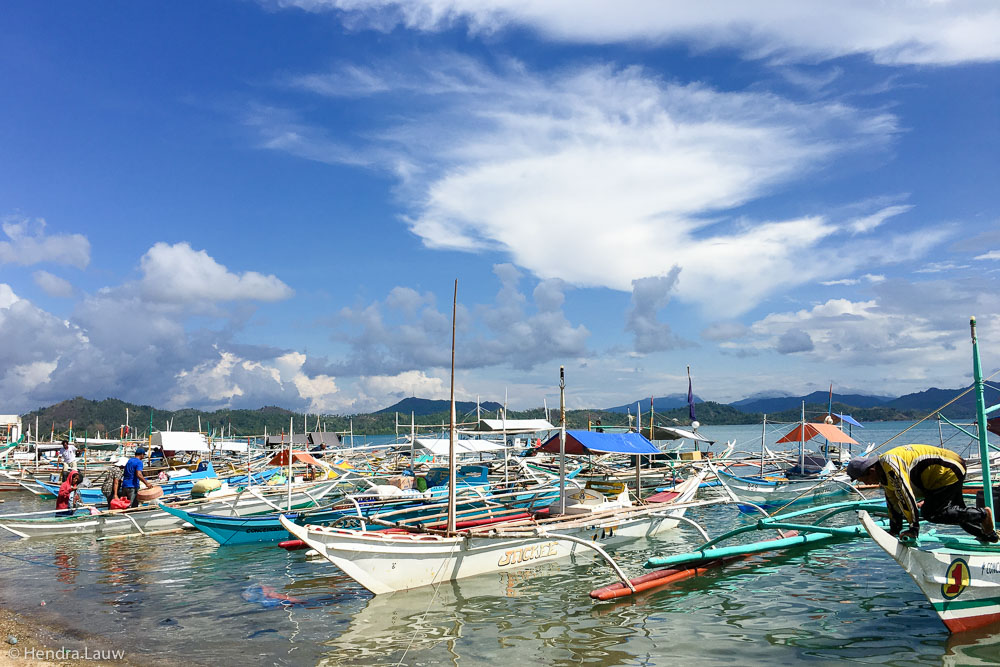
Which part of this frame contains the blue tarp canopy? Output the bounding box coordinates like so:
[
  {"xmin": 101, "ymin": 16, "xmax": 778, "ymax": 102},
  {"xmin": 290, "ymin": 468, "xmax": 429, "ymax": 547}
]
[
  {"xmin": 538, "ymin": 430, "xmax": 659, "ymax": 456},
  {"xmin": 833, "ymin": 413, "xmax": 864, "ymax": 428}
]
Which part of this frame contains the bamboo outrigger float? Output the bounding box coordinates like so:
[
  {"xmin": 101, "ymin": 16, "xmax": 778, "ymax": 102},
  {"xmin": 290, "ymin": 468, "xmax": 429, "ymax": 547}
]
[
  {"xmin": 589, "ymin": 497, "xmax": 888, "ymax": 600},
  {"xmin": 858, "ymin": 316, "xmax": 1000, "ymax": 633}
]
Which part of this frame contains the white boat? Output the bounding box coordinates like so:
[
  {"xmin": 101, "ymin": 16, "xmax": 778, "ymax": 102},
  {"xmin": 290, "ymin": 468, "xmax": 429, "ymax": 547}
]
[
  {"xmin": 859, "ymin": 510, "xmax": 1000, "ymax": 632},
  {"xmin": 280, "ymin": 467, "xmax": 709, "ymax": 594},
  {"xmin": 859, "ymin": 316, "xmax": 1000, "ymax": 633},
  {"xmin": 0, "ymin": 478, "xmax": 343, "ymax": 539}
]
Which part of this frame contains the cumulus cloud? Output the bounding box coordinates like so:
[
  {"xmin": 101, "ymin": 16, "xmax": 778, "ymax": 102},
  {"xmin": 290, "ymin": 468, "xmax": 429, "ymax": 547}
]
[
  {"xmin": 139, "ymin": 242, "xmax": 294, "ymax": 304},
  {"xmin": 975, "ymin": 250, "xmax": 1000, "ymax": 261},
  {"xmin": 260, "ymin": 56, "xmax": 911, "ymax": 316},
  {"xmin": 776, "ymin": 328, "xmax": 814, "ymax": 354},
  {"xmin": 0, "ymin": 216, "xmax": 90, "ymax": 269},
  {"xmin": 723, "ymin": 274, "xmax": 1000, "ymax": 391},
  {"xmin": 0, "ymin": 244, "xmax": 338, "ymax": 413},
  {"xmin": 625, "ymin": 270, "xmax": 692, "ymax": 353},
  {"xmin": 270, "ymin": 0, "xmax": 1000, "ymax": 66},
  {"xmin": 32, "ymin": 270, "xmax": 75, "ymax": 298},
  {"xmin": 333, "ymin": 264, "xmax": 589, "ymax": 376}
]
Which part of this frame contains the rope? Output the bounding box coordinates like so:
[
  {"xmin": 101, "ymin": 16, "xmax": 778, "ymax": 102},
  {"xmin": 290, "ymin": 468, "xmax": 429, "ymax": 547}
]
[
  {"xmin": 395, "ymin": 537, "xmax": 463, "ymax": 666},
  {"xmin": 869, "ymin": 368, "xmax": 1000, "ymax": 455}
]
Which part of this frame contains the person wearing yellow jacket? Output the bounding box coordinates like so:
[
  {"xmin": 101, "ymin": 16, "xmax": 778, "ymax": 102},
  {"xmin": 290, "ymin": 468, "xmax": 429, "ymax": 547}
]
[{"xmin": 846, "ymin": 444, "xmax": 998, "ymax": 543}]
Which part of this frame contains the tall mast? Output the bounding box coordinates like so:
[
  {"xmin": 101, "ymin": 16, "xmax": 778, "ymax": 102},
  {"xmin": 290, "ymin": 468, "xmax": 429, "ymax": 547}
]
[
  {"xmin": 972, "ymin": 316, "xmax": 994, "ymax": 519},
  {"xmin": 558, "ymin": 366, "xmax": 566, "ymax": 515},
  {"xmin": 447, "ymin": 280, "xmax": 458, "ymax": 534}
]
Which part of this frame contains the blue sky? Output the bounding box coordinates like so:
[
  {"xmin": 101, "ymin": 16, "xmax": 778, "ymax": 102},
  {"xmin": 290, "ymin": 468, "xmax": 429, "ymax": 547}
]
[{"xmin": 2, "ymin": 0, "xmax": 999, "ymax": 414}]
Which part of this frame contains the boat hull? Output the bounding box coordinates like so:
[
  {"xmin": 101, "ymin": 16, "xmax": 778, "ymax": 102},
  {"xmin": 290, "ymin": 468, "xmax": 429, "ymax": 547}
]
[
  {"xmin": 859, "ymin": 510, "xmax": 1000, "ymax": 632},
  {"xmin": 0, "ymin": 481, "xmax": 339, "ymax": 539},
  {"xmin": 716, "ymin": 469, "xmax": 849, "ymax": 509},
  {"xmin": 281, "ymin": 509, "xmax": 687, "ymax": 595}
]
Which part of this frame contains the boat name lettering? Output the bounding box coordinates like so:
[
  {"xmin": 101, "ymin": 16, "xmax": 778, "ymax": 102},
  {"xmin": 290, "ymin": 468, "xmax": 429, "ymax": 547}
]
[
  {"xmin": 497, "ymin": 541, "xmax": 558, "ymax": 567},
  {"xmin": 981, "ymin": 562, "xmax": 1000, "ymax": 576},
  {"xmin": 245, "ymin": 526, "xmax": 285, "ymax": 533}
]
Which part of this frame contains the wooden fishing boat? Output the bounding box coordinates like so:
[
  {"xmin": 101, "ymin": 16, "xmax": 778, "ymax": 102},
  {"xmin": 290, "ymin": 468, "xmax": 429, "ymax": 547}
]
[
  {"xmin": 279, "ymin": 470, "xmax": 710, "ymax": 594},
  {"xmin": 714, "ymin": 420, "xmax": 859, "ymax": 511},
  {"xmin": 858, "ymin": 316, "xmax": 1000, "ymax": 633},
  {"xmin": 714, "ymin": 465, "xmax": 851, "ymax": 511},
  {"xmin": 0, "ymin": 478, "xmax": 341, "ymax": 539}
]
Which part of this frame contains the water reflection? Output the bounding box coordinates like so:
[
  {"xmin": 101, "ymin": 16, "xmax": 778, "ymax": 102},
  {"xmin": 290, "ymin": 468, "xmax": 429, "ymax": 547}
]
[{"xmin": 1, "ymin": 442, "xmax": 999, "ymax": 667}]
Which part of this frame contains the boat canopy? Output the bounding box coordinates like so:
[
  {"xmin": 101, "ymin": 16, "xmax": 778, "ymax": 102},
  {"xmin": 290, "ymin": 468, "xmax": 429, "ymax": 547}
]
[
  {"xmin": 268, "ymin": 450, "xmax": 323, "ymax": 466},
  {"xmin": 776, "ymin": 423, "xmax": 858, "ymax": 445},
  {"xmin": 467, "ymin": 419, "xmax": 555, "ymax": 434},
  {"xmin": 654, "ymin": 425, "xmax": 714, "ymax": 444},
  {"xmin": 538, "ymin": 430, "xmax": 659, "ymax": 456},
  {"xmin": 413, "ymin": 438, "xmax": 506, "ymax": 456},
  {"xmin": 832, "ymin": 413, "xmax": 864, "ymax": 428},
  {"xmin": 151, "ymin": 431, "xmax": 210, "ymax": 452}
]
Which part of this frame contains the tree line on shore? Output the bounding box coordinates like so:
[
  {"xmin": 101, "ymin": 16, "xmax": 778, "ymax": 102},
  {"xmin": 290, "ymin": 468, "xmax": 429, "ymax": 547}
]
[{"xmin": 19, "ymin": 396, "xmax": 946, "ymax": 440}]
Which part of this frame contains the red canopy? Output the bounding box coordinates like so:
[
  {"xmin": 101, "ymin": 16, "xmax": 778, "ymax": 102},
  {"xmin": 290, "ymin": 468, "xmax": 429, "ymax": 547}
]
[
  {"xmin": 267, "ymin": 450, "xmax": 322, "ymax": 466},
  {"xmin": 776, "ymin": 423, "xmax": 859, "ymax": 445}
]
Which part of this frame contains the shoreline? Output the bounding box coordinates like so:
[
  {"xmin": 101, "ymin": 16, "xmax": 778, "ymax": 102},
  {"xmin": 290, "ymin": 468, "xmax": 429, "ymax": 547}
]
[{"xmin": 0, "ymin": 605, "xmax": 176, "ymax": 667}]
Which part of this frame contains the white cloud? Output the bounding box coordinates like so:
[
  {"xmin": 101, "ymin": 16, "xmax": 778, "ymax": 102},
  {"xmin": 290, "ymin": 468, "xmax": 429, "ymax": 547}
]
[
  {"xmin": 0, "ymin": 216, "xmax": 90, "ymax": 269},
  {"xmin": 915, "ymin": 261, "xmax": 970, "ymax": 274},
  {"xmin": 847, "ymin": 205, "xmax": 912, "ymax": 234},
  {"xmin": 264, "ymin": 58, "xmax": 906, "ymax": 316},
  {"xmin": 32, "ymin": 270, "xmax": 75, "ymax": 298},
  {"xmin": 271, "ymin": 0, "xmax": 1000, "ymax": 66},
  {"xmin": 724, "ymin": 276, "xmax": 1000, "ymax": 392},
  {"xmin": 975, "ymin": 250, "xmax": 1000, "ymax": 261},
  {"xmin": 821, "ymin": 273, "xmax": 886, "ymax": 286},
  {"xmin": 139, "ymin": 242, "xmax": 294, "ymax": 304}
]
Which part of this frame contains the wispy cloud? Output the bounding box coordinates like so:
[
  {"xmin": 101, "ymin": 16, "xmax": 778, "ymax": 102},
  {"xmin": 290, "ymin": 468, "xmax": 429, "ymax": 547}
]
[
  {"xmin": 847, "ymin": 205, "xmax": 912, "ymax": 234},
  {"xmin": 269, "ymin": 0, "xmax": 1000, "ymax": 66},
  {"xmin": 821, "ymin": 274, "xmax": 886, "ymax": 286},
  {"xmin": 975, "ymin": 250, "xmax": 1000, "ymax": 261}
]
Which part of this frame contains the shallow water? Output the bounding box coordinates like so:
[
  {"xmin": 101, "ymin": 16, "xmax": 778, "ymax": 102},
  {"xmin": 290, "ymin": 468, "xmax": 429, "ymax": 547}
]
[{"xmin": 1, "ymin": 421, "xmax": 998, "ymax": 666}]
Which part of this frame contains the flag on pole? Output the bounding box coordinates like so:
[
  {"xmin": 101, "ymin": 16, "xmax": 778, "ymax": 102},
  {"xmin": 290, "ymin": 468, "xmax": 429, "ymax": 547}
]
[{"xmin": 687, "ymin": 366, "xmax": 696, "ymax": 422}]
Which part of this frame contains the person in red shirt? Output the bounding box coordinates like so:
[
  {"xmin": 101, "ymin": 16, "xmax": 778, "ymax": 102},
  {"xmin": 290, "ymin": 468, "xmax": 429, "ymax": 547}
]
[{"xmin": 56, "ymin": 471, "xmax": 83, "ymax": 513}]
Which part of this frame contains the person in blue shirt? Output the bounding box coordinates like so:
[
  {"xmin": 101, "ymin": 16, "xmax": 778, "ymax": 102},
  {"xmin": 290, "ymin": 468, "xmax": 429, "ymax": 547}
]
[{"xmin": 121, "ymin": 453, "xmax": 153, "ymax": 508}]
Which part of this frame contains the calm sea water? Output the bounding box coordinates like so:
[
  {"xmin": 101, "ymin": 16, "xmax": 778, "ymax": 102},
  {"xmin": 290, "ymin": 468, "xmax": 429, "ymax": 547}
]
[{"xmin": 1, "ymin": 421, "xmax": 998, "ymax": 666}]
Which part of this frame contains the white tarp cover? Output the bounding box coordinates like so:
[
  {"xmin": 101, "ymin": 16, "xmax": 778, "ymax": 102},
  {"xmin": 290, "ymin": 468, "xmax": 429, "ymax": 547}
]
[
  {"xmin": 413, "ymin": 438, "xmax": 506, "ymax": 456},
  {"xmin": 471, "ymin": 419, "xmax": 555, "ymax": 434},
  {"xmin": 212, "ymin": 440, "xmax": 249, "ymax": 453},
  {"xmin": 0, "ymin": 415, "xmax": 19, "ymax": 426},
  {"xmin": 151, "ymin": 431, "xmax": 210, "ymax": 452}
]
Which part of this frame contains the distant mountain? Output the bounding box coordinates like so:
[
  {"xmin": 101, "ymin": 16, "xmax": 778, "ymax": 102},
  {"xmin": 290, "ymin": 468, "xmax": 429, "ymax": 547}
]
[
  {"xmin": 729, "ymin": 391, "xmax": 794, "ymax": 407},
  {"xmin": 729, "ymin": 391, "xmax": 893, "ymax": 414},
  {"xmin": 375, "ymin": 397, "xmax": 504, "ymax": 417},
  {"xmin": 884, "ymin": 386, "xmax": 1000, "ymax": 416},
  {"xmin": 603, "ymin": 394, "xmax": 703, "ymax": 414}
]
